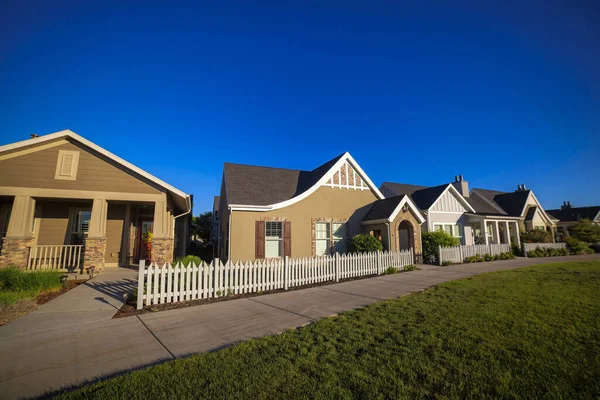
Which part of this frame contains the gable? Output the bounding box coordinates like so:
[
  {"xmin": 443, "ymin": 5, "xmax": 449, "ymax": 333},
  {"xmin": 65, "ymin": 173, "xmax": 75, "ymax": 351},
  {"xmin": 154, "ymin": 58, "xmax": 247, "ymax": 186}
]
[
  {"xmin": 429, "ymin": 188, "xmax": 469, "ymax": 212},
  {"xmin": 325, "ymin": 160, "xmax": 369, "ymax": 190},
  {"xmin": 0, "ymin": 140, "xmax": 162, "ymax": 194}
]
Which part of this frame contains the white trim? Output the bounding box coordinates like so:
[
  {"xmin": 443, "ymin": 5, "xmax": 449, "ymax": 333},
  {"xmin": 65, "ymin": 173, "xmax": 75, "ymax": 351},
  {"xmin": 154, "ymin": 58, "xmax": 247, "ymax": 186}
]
[
  {"xmin": 428, "ymin": 184, "xmax": 476, "ymax": 213},
  {"xmin": 470, "ymin": 190, "xmax": 508, "ymax": 215},
  {"xmin": 228, "ymin": 152, "xmax": 384, "ymax": 212},
  {"xmin": 0, "ymin": 129, "xmax": 191, "ymax": 211},
  {"xmin": 427, "ymin": 211, "xmax": 464, "ymax": 215},
  {"xmin": 388, "ymin": 195, "xmax": 426, "ymax": 224},
  {"xmin": 594, "ymin": 210, "xmax": 600, "ymax": 222},
  {"xmin": 523, "ymin": 191, "xmax": 555, "ymax": 226},
  {"xmin": 360, "ymin": 218, "xmax": 389, "ymax": 225}
]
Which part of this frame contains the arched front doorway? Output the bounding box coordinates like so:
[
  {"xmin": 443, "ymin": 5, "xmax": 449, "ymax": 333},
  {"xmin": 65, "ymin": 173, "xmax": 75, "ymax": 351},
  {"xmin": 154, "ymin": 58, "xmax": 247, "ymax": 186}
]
[{"xmin": 398, "ymin": 220, "xmax": 414, "ymax": 251}]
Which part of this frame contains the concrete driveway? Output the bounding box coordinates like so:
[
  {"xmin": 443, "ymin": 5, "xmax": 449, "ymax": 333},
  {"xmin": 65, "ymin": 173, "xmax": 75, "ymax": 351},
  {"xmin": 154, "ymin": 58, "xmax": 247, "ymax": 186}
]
[{"xmin": 1, "ymin": 255, "xmax": 598, "ymax": 399}]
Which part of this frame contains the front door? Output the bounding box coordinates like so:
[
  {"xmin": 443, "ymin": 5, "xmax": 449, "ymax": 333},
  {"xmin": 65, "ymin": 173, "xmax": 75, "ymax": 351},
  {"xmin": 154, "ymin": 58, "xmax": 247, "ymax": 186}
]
[{"xmin": 136, "ymin": 219, "xmax": 153, "ymax": 263}]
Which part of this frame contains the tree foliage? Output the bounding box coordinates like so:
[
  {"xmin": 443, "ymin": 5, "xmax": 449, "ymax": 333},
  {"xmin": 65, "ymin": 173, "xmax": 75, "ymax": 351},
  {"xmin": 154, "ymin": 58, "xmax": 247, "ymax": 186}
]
[
  {"xmin": 422, "ymin": 231, "xmax": 460, "ymax": 264},
  {"xmin": 192, "ymin": 212, "xmax": 213, "ymax": 242},
  {"xmin": 520, "ymin": 229, "xmax": 552, "ymax": 243},
  {"xmin": 568, "ymin": 219, "xmax": 600, "ymax": 243},
  {"xmin": 349, "ymin": 234, "xmax": 383, "ymax": 253}
]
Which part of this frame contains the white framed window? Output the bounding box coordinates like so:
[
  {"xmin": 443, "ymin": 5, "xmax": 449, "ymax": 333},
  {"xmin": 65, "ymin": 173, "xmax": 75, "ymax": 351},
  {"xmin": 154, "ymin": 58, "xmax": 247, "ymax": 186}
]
[
  {"xmin": 534, "ymin": 225, "xmax": 546, "ymax": 231},
  {"xmin": 265, "ymin": 221, "xmax": 283, "ymax": 258},
  {"xmin": 70, "ymin": 210, "xmax": 91, "ymax": 244},
  {"xmin": 55, "ymin": 150, "xmax": 80, "ymax": 181},
  {"xmin": 315, "ymin": 222, "xmax": 347, "ymax": 256},
  {"xmin": 486, "ymin": 222, "xmax": 495, "ymax": 243},
  {"xmin": 434, "ymin": 224, "xmax": 462, "ymax": 239}
]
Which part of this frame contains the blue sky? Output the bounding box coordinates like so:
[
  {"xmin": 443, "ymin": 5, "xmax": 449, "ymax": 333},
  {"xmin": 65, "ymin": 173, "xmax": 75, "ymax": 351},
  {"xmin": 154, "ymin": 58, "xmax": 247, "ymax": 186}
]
[{"xmin": 1, "ymin": 0, "xmax": 598, "ymax": 213}]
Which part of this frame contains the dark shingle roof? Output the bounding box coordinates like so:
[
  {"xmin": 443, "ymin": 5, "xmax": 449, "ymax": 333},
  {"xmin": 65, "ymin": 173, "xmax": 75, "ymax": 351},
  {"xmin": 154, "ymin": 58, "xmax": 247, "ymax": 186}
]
[
  {"xmin": 465, "ymin": 195, "xmax": 507, "ymax": 215},
  {"xmin": 546, "ymin": 206, "xmax": 600, "ymax": 222},
  {"xmin": 362, "ymin": 195, "xmax": 407, "ymax": 222},
  {"xmin": 382, "ymin": 182, "xmax": 449, "ymax": 210},
  {"xmin": 524, "ymin": 206, "xmax": 537, "ymax": 221},
  {"xmin": 472, "ymin": 188, "xmax": 530, "ymax": 217},
  {"xmin": 213, "ymin": 196, "xmax": 220, "ymax": 212},
  {"xmin": 224, "ymin": 153, "xmax": 345, "ymax": 206}
]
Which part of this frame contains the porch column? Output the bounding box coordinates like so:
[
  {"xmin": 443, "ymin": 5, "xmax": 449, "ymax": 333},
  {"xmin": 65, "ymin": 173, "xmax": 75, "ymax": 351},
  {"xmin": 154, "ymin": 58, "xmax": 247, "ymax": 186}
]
[
  {"xmin": 514, "ymin": 222, "xmax": 521, "ymax": 246},
  {"xmin": 0, "ymin": 195, "xmax": 36, "ymax": 268},
  {"xmin": 505, "ymin": 221, "xmax": 511, "ymax": 245},
  {"xmin": 83, "ymin": 199, "xmax": 108, "ymax": 271},
  {"xmin": 494, "ymin": 221, "xmax": 500, "ymax": 245},
  {"xmin": 151, "ymin": 200, "xmax": 174, "ymax": 265},
  {"xmin": 482, "ymin": 220, "xmax": 488, "ymax": 245}
]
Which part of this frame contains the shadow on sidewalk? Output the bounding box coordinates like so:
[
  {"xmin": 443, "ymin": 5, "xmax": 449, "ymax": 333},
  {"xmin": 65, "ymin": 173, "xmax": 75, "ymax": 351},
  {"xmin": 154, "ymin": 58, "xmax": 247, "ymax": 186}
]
[{"xmin": 85, "ymin": 279, "xmax": 138, "ymax": 303}]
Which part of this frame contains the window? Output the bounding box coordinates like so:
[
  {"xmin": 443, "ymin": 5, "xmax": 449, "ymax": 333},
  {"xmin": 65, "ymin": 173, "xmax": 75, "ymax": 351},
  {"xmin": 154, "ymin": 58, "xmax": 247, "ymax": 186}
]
[
  {"xmin": 534, "ymin": 225, "xmax": 546, "ymax": 231},
  {"xmin": 434, "ymin": 224, "xmax": 461, "ymax": 239},
  {"xmin": 265, "ymin": 221, "xmax": 283, "ymax": 258},
  {"xmin": 315, "ymin": 222, "xmax": 347, "ymax": 256},
  {"xmin": 486, "ymin": 222, "xmax": 495, "ymax": 243},
  {"xmin": 70, "ymin": 210, "xmax": 91, "ymax": 244},
  {"xmin": 55, "ymin": 150, "xmax": 80, "ymax": 180}
]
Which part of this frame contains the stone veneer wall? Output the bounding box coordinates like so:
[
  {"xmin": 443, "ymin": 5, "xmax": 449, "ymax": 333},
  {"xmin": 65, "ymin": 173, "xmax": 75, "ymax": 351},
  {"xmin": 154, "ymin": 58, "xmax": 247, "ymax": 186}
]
[
  {"xmin": 152, "ymin": 237, "xmax": 174, "ymax": 266},
  {"xmin": 83, "ymin": 237, "xmax": 107, "ymax": 271},
  {"xmin": 0, "ymin": 237, "xmax": 34, "ymax": 268},
  {"xmin": 390, "ymin": 208, "xmax": 423, "ymax": 255}
]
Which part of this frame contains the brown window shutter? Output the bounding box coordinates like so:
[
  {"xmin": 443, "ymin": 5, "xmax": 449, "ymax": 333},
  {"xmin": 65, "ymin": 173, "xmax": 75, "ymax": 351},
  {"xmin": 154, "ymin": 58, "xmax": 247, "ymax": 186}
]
[
  {"xmin": 283, "ymin": 221, "xmax": 292, "ymax": 257},
  {"xmin": 255, "ymin": 221, "xmax": 265, "ymax": 259}
]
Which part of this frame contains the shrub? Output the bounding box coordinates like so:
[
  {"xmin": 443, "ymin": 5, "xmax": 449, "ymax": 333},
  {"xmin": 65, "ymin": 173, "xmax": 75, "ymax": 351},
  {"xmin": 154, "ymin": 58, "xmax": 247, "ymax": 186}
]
[
  {"xmin": 565, "ymin": 237, "xmax": 592, "ymax": 255},
  {"xmin": 383, "ymin": 266, "xmax": 398, "ymax": 275},
  {"xmin": 520, "ymin": 229, "xmax": 552, "ymax": 243},
  {"xmin": 349, "ymin": 234, "xmax": 383, "ymax": 253},
  {"xmin": 441, "ymin": 260, "xmax": 454, "ymax": 266},
  {"xmin": 511, "ymin": 244, "xmax": 522, "ymax": 257},
  {"xmin": 590, "ymin": 243, "xmax": 600, "ymax": 253},
  {"xmin": 174, "ymin": 255, "xmax": 203, "ymax": 267},
  {"xmin": 187, "ymin": 241, "xmax": 215, "ymax": 263},
  {"xmin": 404, "ymin": 264, "xmax": 417, "ymax": 271},
  {"xmin": 422, "ymin": 231, "xmax": 460, "ymax": 264},
  {"xmin": 568, "ymin": 219, "xmax": 600, "ymax": 243}
]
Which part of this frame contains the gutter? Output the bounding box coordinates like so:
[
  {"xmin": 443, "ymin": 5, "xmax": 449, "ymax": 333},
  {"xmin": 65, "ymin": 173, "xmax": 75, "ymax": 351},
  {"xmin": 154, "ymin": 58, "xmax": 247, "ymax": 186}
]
[
  {"xmin": 386, "ymin": 222, "xmax": 391, "ymax": 252},
  {"xmin": 228, "ymin": 205, "xmax": 232, "ymax": 261}
]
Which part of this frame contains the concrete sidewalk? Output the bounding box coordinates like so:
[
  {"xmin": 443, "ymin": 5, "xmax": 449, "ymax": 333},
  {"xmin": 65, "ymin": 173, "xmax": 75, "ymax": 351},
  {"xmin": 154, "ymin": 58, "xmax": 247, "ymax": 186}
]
[{"xmin": 1, "ymin": 255, "xmax": 598, "ymax": 399}]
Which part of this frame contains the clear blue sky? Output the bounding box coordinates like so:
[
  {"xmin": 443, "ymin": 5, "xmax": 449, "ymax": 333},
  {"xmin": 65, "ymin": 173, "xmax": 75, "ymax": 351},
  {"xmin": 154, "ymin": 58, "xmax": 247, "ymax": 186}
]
[{"xmin": 1, "ymin": 0, "xmax": 599, "ymax": 214}]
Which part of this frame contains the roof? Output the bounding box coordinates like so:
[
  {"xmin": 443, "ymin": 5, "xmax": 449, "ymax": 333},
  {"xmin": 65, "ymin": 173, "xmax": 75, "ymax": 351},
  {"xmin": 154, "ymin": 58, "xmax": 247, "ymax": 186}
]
[
  {"xmin": 362, "ymin": 195, "xmax": 407, "ymax": 221},
  {"xmin": 546, "ymin": 206, "xmax": 600, "ymax": 222},
  {"xmin": 213, "ymin": 196, "xmax": 220, "ymax": 212},
  {"xmin": 0, "ymin": 129, "xmax": 191, "ymax": 212},
  {"xmin": 524, "ymin": 206, "xmax": 537, "ymax": 222},
  {"xmin": 465, "ymin": 195, "xmax": 507, "ymax": 216},
  {"xmin": 472, "ymin": 188, "xmax": 530, "ymax": 217},
  {"xmin": 382, "ymin": 182, "xmax": 452, "ymax": 210},
  {"xmin": 223, "ymin": 153, "xmax": 348, "ymax": 206}
]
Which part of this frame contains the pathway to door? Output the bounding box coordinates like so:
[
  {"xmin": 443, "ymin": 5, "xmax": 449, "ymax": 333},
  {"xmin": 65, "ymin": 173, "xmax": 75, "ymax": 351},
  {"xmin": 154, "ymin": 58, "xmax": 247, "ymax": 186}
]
[{"xmin": 1, "ymin": 255, "xmax": 599, "ymax": 399}]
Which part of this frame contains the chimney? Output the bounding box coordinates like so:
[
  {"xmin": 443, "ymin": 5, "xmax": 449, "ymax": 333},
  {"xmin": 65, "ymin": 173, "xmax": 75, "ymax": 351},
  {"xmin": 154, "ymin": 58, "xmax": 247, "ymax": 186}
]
[
  {"xmin": 30, "ymin": 133, "xmax": 39, "ymax": 139},
  {"xmin": 516, "ymin": 184, "xmax": 527, "ymax": 191},
  {"xmin": 451, "ymin": 175, "xmax": 469, "ymax": 197},
  {"xmin": 561, "ymin": 201, "xmax": 572, "ymax": 211}
]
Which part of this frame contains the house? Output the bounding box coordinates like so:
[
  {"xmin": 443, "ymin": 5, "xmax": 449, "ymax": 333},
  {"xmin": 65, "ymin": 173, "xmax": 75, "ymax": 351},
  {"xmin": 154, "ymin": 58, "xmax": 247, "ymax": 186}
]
[
  {"xmin": 546, "ymin": 201, "xmax": 600, "ymax": 239},
  {"xmin": 0, "ymin": 130, "xmax": 192, "ymax": 270},
  {"xmin": 216, "ymin": 152, "xmax": 424, "ymax": 261},
  {"xmin": 210, "ymin": 195, "xmax": 219, "ymax": 243},
  {"xmin": 381, "ymin": 176, "xmax": 522, "ymax": 246},
  {"xmin": 470, "ymin": 184, "xmax": 557, "ymax": 242}
]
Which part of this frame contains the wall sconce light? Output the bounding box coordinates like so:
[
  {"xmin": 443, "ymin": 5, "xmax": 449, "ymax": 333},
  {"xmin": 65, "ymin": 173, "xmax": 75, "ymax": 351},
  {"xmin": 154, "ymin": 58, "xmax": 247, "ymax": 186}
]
[{"xmin": 402, "ymin": 204, "xmax": 409, "ymax": 212}]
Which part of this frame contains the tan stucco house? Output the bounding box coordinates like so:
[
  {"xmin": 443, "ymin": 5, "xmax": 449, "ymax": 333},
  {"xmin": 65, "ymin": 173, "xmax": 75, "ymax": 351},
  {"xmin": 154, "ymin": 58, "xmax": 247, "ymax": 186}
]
[
  {"xmin": 0, "ymin": 130, "xmax": 192, "ymax": 270},
  {"xmin": 216, "ymin": 152, "xmax": 424, "ymax": 262}
]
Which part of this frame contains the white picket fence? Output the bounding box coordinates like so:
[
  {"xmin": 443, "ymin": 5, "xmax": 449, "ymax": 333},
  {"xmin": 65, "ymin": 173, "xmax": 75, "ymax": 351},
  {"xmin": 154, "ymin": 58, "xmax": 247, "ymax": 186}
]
[
  {"xmin": 27, "ymin": 245, "xmax": 84, "ymax": 271},
  {"xmin": 137, "ymin": 249, "xmax": 413, "ymax": 309},
  {"xmin": 523, "ymin": 242, "xmax": 566, "ymax": 252},
  {"xmin": 439, "ymin": 244, "xmax": 511, "ymax": 264}
]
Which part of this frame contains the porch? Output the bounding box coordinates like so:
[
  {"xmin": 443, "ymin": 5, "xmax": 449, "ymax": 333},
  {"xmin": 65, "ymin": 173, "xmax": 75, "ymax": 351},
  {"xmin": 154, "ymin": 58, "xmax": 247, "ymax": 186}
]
[
  {"xmin": 0, "ymin": 194, "xmax": 179, "ymax": 271},
  {"xmin": 467, "ymin": 216, "xmax": 521, "ymax": 246}
]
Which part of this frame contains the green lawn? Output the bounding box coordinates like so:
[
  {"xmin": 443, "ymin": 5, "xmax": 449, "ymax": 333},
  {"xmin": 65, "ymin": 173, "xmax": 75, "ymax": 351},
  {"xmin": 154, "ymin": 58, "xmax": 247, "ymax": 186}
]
[{"xmin": 57, "ymin": 261, "xmax": 600, "ymax": 399}]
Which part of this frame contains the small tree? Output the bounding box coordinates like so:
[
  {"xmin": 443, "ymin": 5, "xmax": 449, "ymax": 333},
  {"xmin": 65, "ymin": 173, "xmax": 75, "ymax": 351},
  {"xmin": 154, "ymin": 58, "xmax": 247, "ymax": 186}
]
[
  {"xmin": 192, "ymin": 212, "xmax": 213, "ymax": 242},
  {"xmin": 568, "ymin": 219, "xmax": 600, "ymax": 243},
  {"xmin": 349, "ymin": 234, "xmax": 383, "ymax": 253},
  {"xmin": 422, "ymin": 231, "xmax": 460, "ymax": 264},
  {"xmin": 520, "ymin": 229, "xmax": 552, "ymax": 243}
]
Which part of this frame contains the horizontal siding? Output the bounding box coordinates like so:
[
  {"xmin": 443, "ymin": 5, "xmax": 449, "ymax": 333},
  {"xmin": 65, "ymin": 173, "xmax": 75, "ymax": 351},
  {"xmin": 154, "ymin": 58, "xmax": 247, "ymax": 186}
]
[
  {"xmin": 105, "ymin": 204, "xmax": 126, "ymax": 264},
  {"xmin": 36, "ymin": 202, "xmax": 79, "ymax": 246},
  {"xmin": 0, "ymin": 141, "xmax": 162, "ymax": 194}
]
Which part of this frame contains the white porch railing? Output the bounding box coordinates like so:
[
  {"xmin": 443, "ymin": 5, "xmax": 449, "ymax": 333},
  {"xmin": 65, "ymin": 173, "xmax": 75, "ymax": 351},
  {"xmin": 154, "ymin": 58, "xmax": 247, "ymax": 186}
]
[
  {"xmin": 439, "ymin": 244, "xmax": 511, "ymax": 264},
  {"xmin": 137, "ymin": 249, "xmax": 414, "ymax": 309},
  {"xmin": 523, "ymin": 242, "xmax": 566, "ymax": 252},
  {"xmin": 27, "ymin": 245, "xmax": 84, "ymax": 271}
]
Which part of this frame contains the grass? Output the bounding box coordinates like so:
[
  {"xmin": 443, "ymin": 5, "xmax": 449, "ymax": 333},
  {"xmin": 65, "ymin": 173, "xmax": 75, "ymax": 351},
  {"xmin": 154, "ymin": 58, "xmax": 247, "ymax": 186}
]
[
  {"xmin": 56, "ymin": 261, "xmax": 600, "ymax": 399},
  {"xmin": 0, "ymin": 268, "xmax": 64, "ymax": 305}
]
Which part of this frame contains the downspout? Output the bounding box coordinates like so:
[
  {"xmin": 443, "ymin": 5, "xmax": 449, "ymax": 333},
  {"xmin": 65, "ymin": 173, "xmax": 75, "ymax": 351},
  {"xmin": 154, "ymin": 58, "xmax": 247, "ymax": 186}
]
[
  {"xmin": 172, "ymin": 195, "xmax": 193, "ymax": 257},
  {"xmin": 386, "ymin": 221, "xmax": 392, "ymax": 251},
  {"xmin": 228, "ymin": 206, "xmax": 232, "ymax": 261}
]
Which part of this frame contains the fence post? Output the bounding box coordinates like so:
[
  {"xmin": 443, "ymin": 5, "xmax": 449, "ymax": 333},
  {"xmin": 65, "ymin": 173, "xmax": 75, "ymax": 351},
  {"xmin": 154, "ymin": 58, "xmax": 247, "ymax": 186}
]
[
  {"xmin": 522, "ymin": 243, "xmax": 527, "ymax": 258},
  {"xmin": 377, "ymin": 251, "xmax": 382, "ymax": 274},
  {"xmin": 137, "ymin": 259, "xmax": 145, "ymax": 310},
  {"xmin": 214, "ymin": 258, "xmax": 220, "ymax": 297},
  {"xmin": 459, "ymin": 245, "xmax": 463, "ymax": 263},
  {"xmin": 409, "ymin": 247, "xmax": 414, "ymax": 265},
  {"xmin": 284, "ymin": 256, "xmax": 289, "ymax": 290},
  {"xmin": 335, "ymin": 252, "xmax": 340, "ymax": 282},
  {"xmin": 438, "ymin": 245, "xmax": 442, "ymax": 266}
]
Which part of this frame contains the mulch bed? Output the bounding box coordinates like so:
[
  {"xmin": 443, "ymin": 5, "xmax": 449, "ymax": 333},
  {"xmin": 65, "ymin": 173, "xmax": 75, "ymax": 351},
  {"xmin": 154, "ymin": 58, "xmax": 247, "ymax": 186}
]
[
  {"xmin": 36, "ymin": 280, "xmax": 88, "ymax": 305},
  {"xmin": 113, "ymin": 269, "xmax": 417, "ymax": 319}
]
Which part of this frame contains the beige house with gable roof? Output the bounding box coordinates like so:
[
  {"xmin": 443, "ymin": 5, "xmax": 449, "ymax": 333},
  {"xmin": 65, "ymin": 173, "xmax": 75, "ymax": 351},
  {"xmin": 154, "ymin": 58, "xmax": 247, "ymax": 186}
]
[{"xmin": 0, "ymin": 130, "xmax": 192, "ymax": 270}]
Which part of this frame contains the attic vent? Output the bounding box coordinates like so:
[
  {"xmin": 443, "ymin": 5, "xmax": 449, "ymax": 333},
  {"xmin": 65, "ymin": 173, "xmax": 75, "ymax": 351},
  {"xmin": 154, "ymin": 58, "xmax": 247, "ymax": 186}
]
[{"xmin": 55, "ymin": 150, "xmax": 80, "ymax": 181}]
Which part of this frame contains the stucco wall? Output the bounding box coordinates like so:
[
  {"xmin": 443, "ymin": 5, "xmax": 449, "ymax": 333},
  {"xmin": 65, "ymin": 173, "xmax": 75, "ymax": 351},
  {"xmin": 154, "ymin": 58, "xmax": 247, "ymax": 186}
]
[
  {"xmin": 229, "ymin": 186, "xmax": 378, "ymax": 261},
  {"xmin": 361, "ymin": 223, "xmax": 390, "ymax": 250}
]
